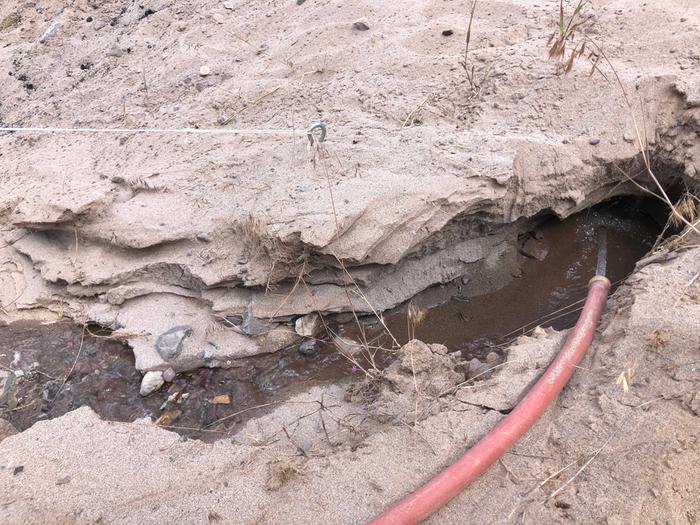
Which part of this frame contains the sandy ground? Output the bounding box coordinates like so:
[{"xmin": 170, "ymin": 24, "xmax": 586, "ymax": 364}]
[{"xmin": 1, "ymin": 0, "xmax": 699, "ymax": 523}]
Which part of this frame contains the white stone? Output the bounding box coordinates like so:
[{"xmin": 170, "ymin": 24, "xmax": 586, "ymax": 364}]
[
  {"xmin": 139, "ymin": 371, "xmax": 164, "ymax": 396},
  {"xmin": 294, "ymin": 313, "xmax": 319, "ymax": 337}
]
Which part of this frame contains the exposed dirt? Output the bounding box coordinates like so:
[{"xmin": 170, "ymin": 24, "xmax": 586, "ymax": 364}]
[{"xmin": 1, "ymin": 0, "xmax": 699, "ymax": 523}]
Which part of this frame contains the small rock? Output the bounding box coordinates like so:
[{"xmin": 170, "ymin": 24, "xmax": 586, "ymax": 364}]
[
  {"xmin": 13, "ymin": 465, "xmax": 23, "ymax": 475},
  {"xmin": 140, "ymin": 371, "xmax": 165, "ymax": 396},
  {"xmin": 223, "ymin": 1, "xmax": 235, "ymax": 8},
  {"xmin": 56, "ymin": 476, "xmax": 71, "ymax": 486},
  {"xmin": 352, "ymin": 20, "xmax": 370, "ymax": 31},
  {"xmin": 589, "ymin": 137, "xmax": 600, "ymax": 145},
  {"xmin": 622, "ymin": 131, "xmax": 635, "ymax": 143},
  {"xmin": 485, "ymin": 351, "xmax": 500, "ymax": 365},
  {"xmin": 461, "ymin": 276, "xmax": 470, "ymax": 285},
  {"xmin": 298, "ymin": 339, "xmax": 317, "ymax": 356},
  {"xmin": 242, "ymin": 304, "xmax": 271, "ymax": 336},
  {"xmin": 442, "ymin": 29, "xmax": 454, "ymax": 36},
  {"xmin": 39, "ymin": 21, "xmax": 60, "ymax": 43},
  {"xmin": 199, "ymin": 65, "xmax": 211, "ymax": 76},
  {"xmin": 0, "ymin": 418, "xmax": 18, "ymax": 443},
  {"xmin": 106, "ymin": 46, "xmax": 123, "ymax": 57},
  {"xmin": 162, "ymin": 368, "xmax": 176, "ymax": 382},
  {"xmin": 296, "ymin": 0, "xmax": 306, "ymax": 4},
  {"xmin": 155, "ymin": 325, "xmax": 193, "ymax": 360},
  {"xmin": 468, "ymin": 358, "xmax": 488, "ymax": 379},
  {"xmin": 520, "ymin": 237, "xmax": 549, "ymax": 261},
  {"xmin": 294, "ymin": 313, "xmax": 319, "ymax": 337},
  {"xmin": 196, "ymin": 233, "xmax": 211, "ymax": 242}
]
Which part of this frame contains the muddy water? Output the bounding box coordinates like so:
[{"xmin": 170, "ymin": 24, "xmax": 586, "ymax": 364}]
[
  {"xmin": 338, "ymin": 197, "xmax": 664, "ymax": 359},
  {"xmin": 0, "ymin": 197, "xmax": 664, "ymax": 440}
]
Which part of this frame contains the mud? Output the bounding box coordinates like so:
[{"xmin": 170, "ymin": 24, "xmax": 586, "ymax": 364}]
[
  {"xmin": 0, "ymin": 196, "xmax": 665, "ymax": 441},
  {"xmin": 336, "ymin": 196, "xmax": 665, "ymax": 356}
]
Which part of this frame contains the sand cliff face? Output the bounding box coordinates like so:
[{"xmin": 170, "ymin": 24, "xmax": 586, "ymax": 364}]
[{"xmin": 0, "ymin": 0, "xmax": 698, "ymax": 377}]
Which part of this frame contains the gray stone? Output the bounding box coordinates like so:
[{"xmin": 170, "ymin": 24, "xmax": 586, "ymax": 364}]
[
  {"xmin": 242, "ymin": 304, "xmax": 271, "ymax": 336},
  {"xmin": 195, "ymin": 233, "xmax": 211, "ymax": 242},
  {"xmin": 106, "ymin": 46, "xmax": 123, "ymax": 57},
  {"xmin": 162, "ymin": 368, "xmax": 176, "ymax": 382},
  {"xmin": 298, "ymin": 339, "xmax": 316, "ymax": 355},
  {"xmin": 588, "ymin": 137, "xmax": 600, "ymax": 145},
  {"xmin": 485, "ymin": 351, "xmax": 500, "ymax": 365},
  {"xmin": 520, "ymin": 237, "xmax": 548, "ymax": 261},
  {"xmin": 139, "ymin": 371, "xmax": 164, "ymax": 396},
  {"xmin": 352, "ymin": 20, "xmax": 370, "ymax": 31},
  {"xmin": 155, "ymin": 325, "xmax": 193, "ymax": 360}
]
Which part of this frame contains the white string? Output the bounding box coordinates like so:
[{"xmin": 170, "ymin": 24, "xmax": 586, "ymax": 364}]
[{"xmin": 0, "ymin": 126, "xmax": 302, "ymax": 136}]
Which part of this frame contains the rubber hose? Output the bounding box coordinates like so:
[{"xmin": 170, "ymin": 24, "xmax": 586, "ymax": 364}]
[{"xmin": 368, "ymin": 275, "xmax": 611, "ymax": 525}]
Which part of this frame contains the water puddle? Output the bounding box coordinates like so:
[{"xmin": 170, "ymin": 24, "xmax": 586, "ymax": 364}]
[{"xmin": 0, "ymin": 196, "xmax": 665, "ymax": 440}]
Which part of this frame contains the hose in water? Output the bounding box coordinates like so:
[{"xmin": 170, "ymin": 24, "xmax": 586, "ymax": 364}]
[{"xmin": 368, "ymin": 229, "xmax": 610, "ymax": 525}]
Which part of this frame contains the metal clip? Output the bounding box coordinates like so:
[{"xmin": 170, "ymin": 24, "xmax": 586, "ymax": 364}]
[{"xmin": 307, "ymin": 121, "xmax": 326, "ymax": 145}]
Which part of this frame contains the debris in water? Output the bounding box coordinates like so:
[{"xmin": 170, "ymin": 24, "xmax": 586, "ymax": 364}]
[
  {"xmin": 156, "ymin": 409, "xmax": 182, "ymax": 427},
  {"xmin": 333, "ymin": 336, "xmax": 363, "ymax": 356},
  {"xmin": 211, "ymin": 394, "xmax": 231, "ymax": 405}
]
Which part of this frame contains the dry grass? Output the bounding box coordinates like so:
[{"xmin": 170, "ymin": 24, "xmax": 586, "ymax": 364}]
[
  {"xmin": 548, "ymin": 2, "xmax": 700, "ymax": 239},
  {"xmin": 546, "ymin": 1, "xmax": 601, "ymax": 76},
  {"xmin": 458, "ymin": 0, "xmax": 493, "ymax": 96}
]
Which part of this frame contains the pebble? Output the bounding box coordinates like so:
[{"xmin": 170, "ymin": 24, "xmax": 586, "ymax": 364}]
[
  {"xmin": 442, "ymin": 29, "xmax": 454, "ymax": 36},
  {"xmin": 622, "ymin": 131, "xmax": 635, "ymax": 143},
  {"xmin": 589, "ymin": 137, "xmax": 600, "ymax": 145},
  {"xmin": 485, "ymin": 351, "xmax": 500, "ymax": 365},
  {"xmin": 468, "ymin": 358, "xmax": 489, "ymax": 379},
  {"xmin": 196, "ymin": 233, "xmax": 211, "ymax": 242},
  {"xmin": 520, "ymin": 237, "xmax": 549, "ymax": 261},
  {"xmin": 139, "ymin": 371, "xmax": 164, "ymax": 396},
  {"xmin": 294, "ymin": 313, "xmax": 319, "ymax": 337},
  {"xmin": 155, "ymin": 325, "xmax": 193, "ymax": 360},
  {"xmin": 106, "ymin": 46, "xmax": 123, "ymax": 57},
  {"xmin": 352, "ymin": 20, "xmax": 370, "ymax": 31},
  {"xmin": 199, "ymin": 65, "xmax": 211, "ymax": 77},
  {"xmin": 296, "ymin": 0, "xmax": 306, "ymax": 4},
  {"xmin": 163, "ymin": 368, "xmax": 176, "ymax": 382},
  {"xmin": 298, "ymin": 339, "xmax": 317, "ymax": 356},
  {"xmin": 461, "ymin": 276, "xmax": 470, "ymax": 285}
]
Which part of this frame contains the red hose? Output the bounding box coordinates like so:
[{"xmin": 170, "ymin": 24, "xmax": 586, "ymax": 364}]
[{"xmin": 368, "ymin": 275, "xmax": 611, "ymax": 525}]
